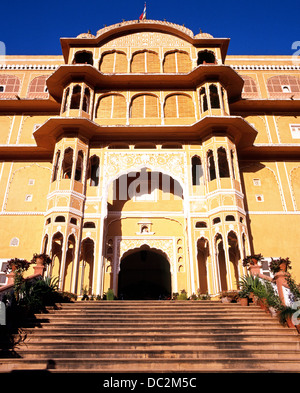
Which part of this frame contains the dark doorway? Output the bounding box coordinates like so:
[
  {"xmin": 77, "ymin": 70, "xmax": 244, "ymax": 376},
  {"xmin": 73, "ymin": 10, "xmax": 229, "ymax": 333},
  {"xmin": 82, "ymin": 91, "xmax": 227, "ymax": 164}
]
[{"xmin": 118, "ymin": 249, "xmax": 171, "ymax": 300}]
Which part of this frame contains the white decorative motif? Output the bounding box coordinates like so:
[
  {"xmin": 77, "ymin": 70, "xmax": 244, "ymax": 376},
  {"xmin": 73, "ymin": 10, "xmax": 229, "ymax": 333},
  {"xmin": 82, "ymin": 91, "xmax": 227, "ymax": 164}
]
[
  {"xmin": 115, "ymin": 237, "xmax": 175, "ymax": 274},
  {"xmin": 104, "ymin": 152, "xmax": 186, "ymax": 185}
]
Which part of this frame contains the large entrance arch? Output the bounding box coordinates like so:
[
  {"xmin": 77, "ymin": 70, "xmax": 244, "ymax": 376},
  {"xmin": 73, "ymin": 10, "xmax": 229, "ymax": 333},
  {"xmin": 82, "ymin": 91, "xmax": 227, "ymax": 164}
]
[{"xmin": 118, "ymin": 247, "xmax": 171, "ymax": 300}]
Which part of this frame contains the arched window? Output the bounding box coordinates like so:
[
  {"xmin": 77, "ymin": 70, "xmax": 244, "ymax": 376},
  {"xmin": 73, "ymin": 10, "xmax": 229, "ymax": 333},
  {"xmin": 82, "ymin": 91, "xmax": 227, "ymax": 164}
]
[
  {"xmin": 82, "ymin": 88, "xmax": 90, "ymax": 113},
  {"xmin": 96, "ymin": 94, "xmax": 126, "ymax": 119},
  {"xmin": 52, "ymin": 150, "xmax": 60, "ymax": 182},
  {"xmin": 213, "ymin": 217, "xmax": 221, "ymax": 225},
  {"xmin": 230, "ymin": 150, "xmax": 236, "ymax": 180},
  {"xmin": 83, "ymin": 222, "xmax": 96, "ymax": 228},
  {"xmin": 70, "ymin": 85, "xmax": 81, "ymax": 110},
  {"xmin": 217, "ymin": 147, "xmax": 230, "ymax": 178},
  {"xmin": 207, "ymin": 150, "xmax": 216, "ymax": 181},
  {"xmin": 61, "ymin": 147, "xmax": 73, "ymax": 179},
  {"xmin": 195, "ymin": 221, "xmax": 207, "ymax": 228},
  {"xmin": 266, "ymin": 75, "xmax": 300, "ymax": 98},
  {"xmin": 163, "ymin": 51, "xmax": 192, "ymax": 73},
  {"xmin": 73, "ymin": 51, "xmax": 94, "ymax": 66},
  {"xmin": 10, "ymin": 237, "xmax": 19, "ymax": 247},
  {"xmin": 70, "ymin": 217, "xmax": 77, "ymax": 225},
  {"xmin": 199, "ymin": 87, "xmax": 208, "ymax": 112},
  {"xmin": 88, "ymin": 155, "xmax": 99, "ymax": 186},
  {"xmin": 225, "ymin": 214, "xmax": 235, "ymax": 221},
  {"xmin": 191, "ymin": 156, "xmax": 203, "ymax": 185},
  {"xmin": 55, "ymin": 216, "xmax": 66, "ymax": 222},
  {"xmin": 27, "ymin": 75, "xmax": 48, "ymax": 98},
  {"xmin": 164, "ymin": 94, "xmax": 194, "ymax": 118},
  {"xmin": 99, "ymin": 51, "xmax": 127, "ymax": 73},
  {"xmin": 63, "ymin": 88, "xmax": 70, "ymax": 113},
  {"xmin": 0, "ymin": 75, "xmax": 21, "ymax": 97},
  {"xmin": 134, "ymin": 143, "xmax": 156, "ymax": 149},
  {"xmin": 242, "ymin": 75, "xmax": 259, "ymax": 98},
  {"xmin": 225, "ymin": 215, "xmax": 235, "ymax": 221},
  {"xmin": 131, "ymin": 51, "xmax": 160, "ymax": 73},
  {"xmin": 130, "ymin": 94, "xmax": 159, "ymax": 118},
  {"xmin": 75, "ymin": 150, "xmax": 84, "ymax": 182},
  {"xmin": 209, "ymin": 84, "xmax": 220, "ymax": 109},
  {"xmin": 197, "ymin": 50, "xmax": 216, "ymax": 65}
]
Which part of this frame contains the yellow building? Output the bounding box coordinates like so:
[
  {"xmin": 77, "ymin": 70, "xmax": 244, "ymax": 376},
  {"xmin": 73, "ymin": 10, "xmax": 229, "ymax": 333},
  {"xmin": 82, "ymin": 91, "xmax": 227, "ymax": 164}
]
[{"xmin": 0, "ymin": 20, "xmax": 299, "ymax": 299}]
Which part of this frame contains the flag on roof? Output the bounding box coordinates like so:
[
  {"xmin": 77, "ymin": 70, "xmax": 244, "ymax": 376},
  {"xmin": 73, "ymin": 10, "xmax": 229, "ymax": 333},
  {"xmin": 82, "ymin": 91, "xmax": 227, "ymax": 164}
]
[{"xmin": 139, "ymin": 3, "xmax": 146, "ymax": 20}]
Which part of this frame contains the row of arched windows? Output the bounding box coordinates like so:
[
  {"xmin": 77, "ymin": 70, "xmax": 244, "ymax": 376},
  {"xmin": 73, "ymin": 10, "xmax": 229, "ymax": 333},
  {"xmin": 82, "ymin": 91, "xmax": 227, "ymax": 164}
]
[
  {"xmin": 191, "ymin": 147, "xmax": 236, "ymax": 185},
  {"xmin": 195, "ymin": 215, "xmax": 238, "ymax": 228},
  {"xmin": 52, "ymin": 148, "xmax": 99, "ymax": 186},
  {"xmin": 0, "ymin": 74, "xmax": 48, "ymax": 98},
  {"xmin": 45, "ymin": 216, "xmax": 96, "ymax": 228},
  {"xmin": 72, "ymin": 49, "xmax": 217, "ymax": 74},
  {"xmin": 62, "ymin": 86, "xmax": 226, "ymax": 117}
]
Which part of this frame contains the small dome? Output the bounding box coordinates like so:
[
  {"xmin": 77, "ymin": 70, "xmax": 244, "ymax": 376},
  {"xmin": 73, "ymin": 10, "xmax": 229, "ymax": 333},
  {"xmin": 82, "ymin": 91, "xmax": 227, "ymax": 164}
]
[
  {"xmin": 195, "ymin": 32, "xmax": 214, "ymax": 39},
  {"xmin": 76, "ymin": 32, "xmax": 95, "ymax": 39}
]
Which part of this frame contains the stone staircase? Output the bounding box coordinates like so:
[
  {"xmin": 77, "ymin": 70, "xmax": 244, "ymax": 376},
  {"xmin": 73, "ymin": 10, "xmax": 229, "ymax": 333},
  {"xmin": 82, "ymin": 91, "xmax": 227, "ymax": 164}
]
[{"xmin": 1, "ymin": 300, "xmax": 300, "ymax": 373}]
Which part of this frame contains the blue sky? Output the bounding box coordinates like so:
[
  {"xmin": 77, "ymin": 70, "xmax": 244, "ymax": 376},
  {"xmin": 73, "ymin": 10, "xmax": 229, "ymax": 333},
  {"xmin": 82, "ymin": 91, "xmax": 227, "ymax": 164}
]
[{"xmin": 1, "ymin": 0, "xmax": 299, "ymax": 56}]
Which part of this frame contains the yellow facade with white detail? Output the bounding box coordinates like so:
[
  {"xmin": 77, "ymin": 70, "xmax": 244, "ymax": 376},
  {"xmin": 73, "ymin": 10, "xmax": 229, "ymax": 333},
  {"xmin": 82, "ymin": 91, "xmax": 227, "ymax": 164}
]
[{"xmin": 0, "ymin": 20, "xmax": 299, "ymax": 298}]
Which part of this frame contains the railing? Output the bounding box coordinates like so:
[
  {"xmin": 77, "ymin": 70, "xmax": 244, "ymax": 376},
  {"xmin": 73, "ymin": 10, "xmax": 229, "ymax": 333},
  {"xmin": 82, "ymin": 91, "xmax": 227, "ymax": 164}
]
[
  {"xmin": 248, "ymin": 264, "xmax": 293, "ymax": 307},
  {"xmin": 0, "ymin": 263, "xmax": 45, "ymax": 302}
]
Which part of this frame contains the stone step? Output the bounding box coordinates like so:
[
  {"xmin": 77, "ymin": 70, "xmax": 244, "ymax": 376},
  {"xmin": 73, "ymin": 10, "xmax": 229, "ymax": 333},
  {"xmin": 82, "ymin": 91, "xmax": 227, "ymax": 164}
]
[
  {"xmin": 29, "ymin": 319, "xmax": 278, "ymax": 330},
  {"xmin": 21, "ymin": 340, "xmax": 300, "ymax": 351},
  {"xmin": 2, "ymin": 357, "xmax": 300, "ymax": 372},
  {"xmin": 23, "ymin": 326, "xmax": 296, "ymax": 338},
  {"xmin": 22, "ymin": 331, "xmax": 299, "ymax": 342},
  {"xmin": 1, "ymin": 300, "xmax": 299, "ymax": 373},
  {"xmin": 14, "ymin": 347, "xmax": 300, "ymax": 359},
  {"xmin": 42, "ymin": 310, "xmax": 271, "ymax": 318}
]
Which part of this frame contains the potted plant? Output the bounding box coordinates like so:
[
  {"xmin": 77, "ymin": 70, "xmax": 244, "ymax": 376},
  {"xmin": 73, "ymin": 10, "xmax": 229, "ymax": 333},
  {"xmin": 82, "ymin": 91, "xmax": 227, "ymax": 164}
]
[
  {"xmin": 4, "ymin": 258, "xmax": 31, "ymax": 273},
  {"xmin": 278, "ymin": 305, "xmax": 297, "ymax": 328},
  {"xmin": 238, "ymin": 289, "xmax": 249, "ymax": 306},
  {"xmin": 31, "ymin": 253, "xmax": 52, "ymax": 266},
  {"xmin": 220, "ymin": 290, "xmax": 239, "ymax": 303},
  {"xmin": 106, "ymin": 288, "xmax": 115, "ymax": 300},
  {"xmin": 269, "ymin": 257, "xmax": 292, "ymax": 274},
  {"xmin": 177, "ymin": 289, "xmax": 188, "ymax": 300},
  {"xmin": 242, "ymin": 253, "xmax": 263, "ymax": 267}
]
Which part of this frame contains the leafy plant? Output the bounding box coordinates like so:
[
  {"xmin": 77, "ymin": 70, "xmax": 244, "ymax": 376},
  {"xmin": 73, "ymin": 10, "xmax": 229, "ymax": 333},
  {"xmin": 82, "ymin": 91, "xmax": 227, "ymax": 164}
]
[
  {"xmin": 106, "ymin": 288, "xmax": 115, "ymax": 300},
  {"xmin": 238, "ymin": 274, "xmax": 262, "ymax": 294},
  {"xmin": 242, "ymin": 254, "xmax": 263, "ymax": 267},
  {"xmin": 278, "ymin": 305, "xmax": 296, "ymax": 326},
  {"xmin": 4, "ymin": 258, "xmax": 31, "ymax": 273},
  {"xmin": 177, "ymin": 289, "xmax": 188, "ymax": 300},
  {"xmin": 81, "ymin": 287, "xmax": 89, "ymax": 300},
  {"xmin": 269, "ymin": 257, "xmax": 292, "ymax": 274},
  {"xmin": 31, "ymin": 253, "xmax": 52, "ymax": 266}
]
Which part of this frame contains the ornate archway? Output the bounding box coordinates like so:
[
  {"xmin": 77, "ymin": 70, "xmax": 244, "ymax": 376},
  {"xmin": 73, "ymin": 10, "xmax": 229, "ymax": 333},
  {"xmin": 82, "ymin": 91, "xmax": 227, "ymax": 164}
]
[{"xmin": 118, "ymin": 246, "xmax": 172, "ymax": 299}]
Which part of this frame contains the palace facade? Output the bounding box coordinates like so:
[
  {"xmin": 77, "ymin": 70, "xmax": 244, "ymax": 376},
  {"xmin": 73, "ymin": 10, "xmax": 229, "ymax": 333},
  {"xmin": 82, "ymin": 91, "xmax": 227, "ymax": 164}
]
[{"xmin": 0, "ymin": 20, "xmax": 300, "ymax": 299}]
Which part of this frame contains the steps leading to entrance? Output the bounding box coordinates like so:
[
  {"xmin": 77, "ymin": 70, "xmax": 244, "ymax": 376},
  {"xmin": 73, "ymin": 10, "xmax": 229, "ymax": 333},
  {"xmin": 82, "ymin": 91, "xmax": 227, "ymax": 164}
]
[{"xmin": 1, "ymin": 300, "xmax": 300, "ymax": 373}]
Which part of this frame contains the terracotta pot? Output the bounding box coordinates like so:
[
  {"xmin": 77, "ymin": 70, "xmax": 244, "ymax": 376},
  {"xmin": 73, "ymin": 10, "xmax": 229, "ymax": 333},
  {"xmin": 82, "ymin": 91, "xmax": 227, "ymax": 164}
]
[
  {"xmin": 35, "ymin": 257, "xmax": 44, "ymax": 266},
  {"xmin": 286, "ymin": 315, "xmax": 295, "ymax": 329},
  {"xmin": 240, "ymin": 297, "xmax": 249, "ymax": 306},
  {"xmin": 279, "ymin": 262, "xmax": 287, "ymax": 272},
  {"xmin": 258, "ymin": 298, "xmax": 268, "ymax": 311}
]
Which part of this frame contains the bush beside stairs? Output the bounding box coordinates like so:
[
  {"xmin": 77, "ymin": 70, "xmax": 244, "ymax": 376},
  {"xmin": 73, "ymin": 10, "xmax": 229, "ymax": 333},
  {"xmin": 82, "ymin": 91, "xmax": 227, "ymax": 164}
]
[{"xmin": 1, "ymin": 300, "xmax": 300, "ymax": 373}]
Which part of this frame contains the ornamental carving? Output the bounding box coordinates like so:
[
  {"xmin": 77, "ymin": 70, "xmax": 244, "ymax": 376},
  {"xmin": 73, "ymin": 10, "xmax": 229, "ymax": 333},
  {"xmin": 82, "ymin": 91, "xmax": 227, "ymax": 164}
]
[
  {"xmin": 104, "ymin": 151, "xmax": 186, "ymax": 185},
  {"xmin": 102, "ymin": 32, "xmax": 192, "ymax": 49},
  {"xmin": 114, "ymin": 237, "xmax": 175, "ymax": 274}
]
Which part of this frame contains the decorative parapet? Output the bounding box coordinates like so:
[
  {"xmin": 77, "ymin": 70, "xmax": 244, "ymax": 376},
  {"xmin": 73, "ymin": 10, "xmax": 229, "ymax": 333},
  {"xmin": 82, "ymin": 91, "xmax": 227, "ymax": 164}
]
[{"xmin": 96, "ymin": 20, "xmax": 196, "ymax": 39}]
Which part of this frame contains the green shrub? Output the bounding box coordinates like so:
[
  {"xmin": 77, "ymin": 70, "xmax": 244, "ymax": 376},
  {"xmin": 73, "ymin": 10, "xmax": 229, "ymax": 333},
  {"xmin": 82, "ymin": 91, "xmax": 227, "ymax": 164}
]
[{"xmin": 177, "ymin": 289, "xmax": 188, "ymax": 300}]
